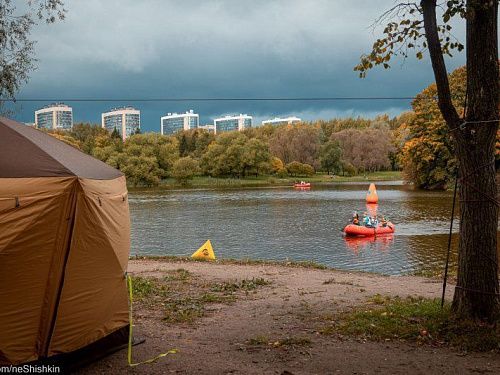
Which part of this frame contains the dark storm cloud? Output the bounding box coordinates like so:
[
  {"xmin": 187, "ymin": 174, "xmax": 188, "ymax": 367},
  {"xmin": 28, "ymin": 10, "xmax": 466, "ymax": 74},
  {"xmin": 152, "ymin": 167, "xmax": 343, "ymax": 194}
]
[{"xmin": 13, "ymin": 0, "xmax": 466, "ymax": 131}]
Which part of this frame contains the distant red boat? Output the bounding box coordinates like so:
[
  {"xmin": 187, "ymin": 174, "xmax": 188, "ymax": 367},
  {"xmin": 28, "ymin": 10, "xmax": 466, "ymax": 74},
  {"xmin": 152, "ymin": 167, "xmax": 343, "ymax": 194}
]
[
  {"xmin": 294, "ymin": 182, "xmax": 311, "ymax": 188},
  {"xmin": 343, "ymin": 222, "xmax": 395, "ymax": 237}
]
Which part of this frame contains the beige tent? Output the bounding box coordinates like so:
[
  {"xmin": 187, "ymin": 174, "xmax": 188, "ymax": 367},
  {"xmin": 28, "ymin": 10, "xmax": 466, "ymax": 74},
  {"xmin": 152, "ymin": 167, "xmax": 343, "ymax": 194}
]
[{"xmin": 0, "ymin": 117, "xmax": 130, "ymax": 366}]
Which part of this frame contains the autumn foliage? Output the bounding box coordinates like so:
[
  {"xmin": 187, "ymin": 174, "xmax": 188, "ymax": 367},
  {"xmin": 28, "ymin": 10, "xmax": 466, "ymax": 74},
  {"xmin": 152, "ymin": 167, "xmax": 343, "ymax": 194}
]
[{"xmin": 399, "ymin": 65, "xmax": 499, "ymax": 189}]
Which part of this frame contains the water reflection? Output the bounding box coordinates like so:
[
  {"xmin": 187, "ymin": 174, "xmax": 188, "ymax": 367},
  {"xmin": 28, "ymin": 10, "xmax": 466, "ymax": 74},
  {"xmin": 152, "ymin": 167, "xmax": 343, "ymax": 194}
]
[
  {"xmin": 365, "ymin": 203, "xmax": 378, "ymax": 218},
  {"xmin": 344, "ymin": 235, "xmax": 394, "ymax": 255}
]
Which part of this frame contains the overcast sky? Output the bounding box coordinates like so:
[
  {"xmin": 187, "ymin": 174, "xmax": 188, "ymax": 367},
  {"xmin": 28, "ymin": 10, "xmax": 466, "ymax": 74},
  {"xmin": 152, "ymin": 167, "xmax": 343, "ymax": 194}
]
[{"xmin": 11, "ymin": 0, "xmax": 467, "ymax": 132}]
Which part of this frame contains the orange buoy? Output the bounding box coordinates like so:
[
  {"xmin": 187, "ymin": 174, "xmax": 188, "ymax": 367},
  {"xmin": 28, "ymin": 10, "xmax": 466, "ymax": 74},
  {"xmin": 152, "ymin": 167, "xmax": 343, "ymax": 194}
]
[{"xmin": 366, "ymin": 183, "xmax": 378, "ymax": 204}]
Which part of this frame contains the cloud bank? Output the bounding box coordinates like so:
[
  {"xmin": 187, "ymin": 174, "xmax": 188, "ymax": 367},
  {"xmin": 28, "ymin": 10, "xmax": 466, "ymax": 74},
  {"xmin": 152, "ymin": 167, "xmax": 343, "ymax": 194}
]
[{"xmin": 14, "ymin": 0, "xmax": 466, "ymax": 130}]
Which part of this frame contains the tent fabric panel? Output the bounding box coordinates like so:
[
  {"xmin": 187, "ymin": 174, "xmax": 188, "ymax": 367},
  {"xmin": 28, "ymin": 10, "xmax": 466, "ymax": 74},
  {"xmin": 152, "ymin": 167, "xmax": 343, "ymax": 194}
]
[
  {"xmin": 0, "ymin": 177, "xmax": 76, "ymax": 198},
  {"xmin": 0, "ymin": 117, "xmax": 123, "ymax": 180},
  {"xmin": 0, "ymin": 178, "xmax": 76, "ymax": 365},
  {"xmin": 48, "ymin": 176, "xmax": 130, "ymax": 355},
  {"xmin": 74, "ymin": 176, "xmax": 130, "ymax": 271},
  {"xmin": 0, "ymin": 120, "xmax": 73, "ymax": 178}
]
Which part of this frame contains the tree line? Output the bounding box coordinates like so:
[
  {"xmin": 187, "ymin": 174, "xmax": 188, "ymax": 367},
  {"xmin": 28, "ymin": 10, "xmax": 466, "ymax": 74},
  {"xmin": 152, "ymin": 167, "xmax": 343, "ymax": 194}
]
[{"xmin": 46, "ymin": 115, "xmax": 399, "ymax": 186}]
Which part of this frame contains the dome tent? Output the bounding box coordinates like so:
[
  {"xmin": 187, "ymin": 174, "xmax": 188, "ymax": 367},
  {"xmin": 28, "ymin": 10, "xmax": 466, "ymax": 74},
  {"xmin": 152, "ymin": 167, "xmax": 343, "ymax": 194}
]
[{"xmin": 0, "ymin": 117, "xmax": 131, "ymax": 367}]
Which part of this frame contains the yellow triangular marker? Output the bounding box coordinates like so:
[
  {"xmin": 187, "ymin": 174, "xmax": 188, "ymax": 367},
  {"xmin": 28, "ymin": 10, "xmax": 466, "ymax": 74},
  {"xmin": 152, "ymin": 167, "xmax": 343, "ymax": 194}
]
[{"xmin": 191, "ymin": 240, "xmax": 215, "ymax": 260}]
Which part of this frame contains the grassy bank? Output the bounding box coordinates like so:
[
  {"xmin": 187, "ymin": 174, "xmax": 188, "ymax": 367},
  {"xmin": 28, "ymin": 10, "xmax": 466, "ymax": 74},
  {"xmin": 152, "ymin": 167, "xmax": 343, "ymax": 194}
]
[
  {"xmin": 318, "ymin": 294, "xmax": 500, "ymax": 352},
  {"xmin": 129, "ymin": 171, "xmax": 402, "ymax": 190},
  {"xmin": 130, "ymin": 254, "xmax": 330, "ymax": 270}
]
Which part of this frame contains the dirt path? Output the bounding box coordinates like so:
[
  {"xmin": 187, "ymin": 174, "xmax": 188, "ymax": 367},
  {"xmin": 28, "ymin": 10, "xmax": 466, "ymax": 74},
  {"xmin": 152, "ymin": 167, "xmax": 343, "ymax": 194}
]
[{"xmin": 77, "ymin": 260, "xmax": 500, "ymax": 375}]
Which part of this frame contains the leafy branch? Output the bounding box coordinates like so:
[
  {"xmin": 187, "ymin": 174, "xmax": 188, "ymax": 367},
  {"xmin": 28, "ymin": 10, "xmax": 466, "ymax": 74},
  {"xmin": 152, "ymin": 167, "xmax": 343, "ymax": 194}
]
[
  {"xmin": 354, "ymin": 1, "xmax": 467, "ymax": 77},
  {"xmin": 0, "ymin": 0, "xmax": 65, "ymax": 100}
]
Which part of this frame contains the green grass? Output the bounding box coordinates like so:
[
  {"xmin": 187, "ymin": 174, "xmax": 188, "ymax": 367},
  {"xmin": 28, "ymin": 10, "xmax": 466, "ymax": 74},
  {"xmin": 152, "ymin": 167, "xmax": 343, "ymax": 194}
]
[
  {"xmin": 220, "ymin": 258, "xmax": 328, "ymax": 270},
  {"xmin": 200, "ymin": 292, "xmax": 236, "ymax": 303},
  {"xmin": 129, "ymin": 171, "xmax": 402, "ymax": 190},
  {"xmin": 162, "ymin": 297, "xmax": 205, "ymax": 323},
  {"xmin": 320, "ymin": 294, "xmax": 500, "ymax": 352},
  {"xmin": 131, "ymin": 276, "xmax": 165, "ymax": 299}
]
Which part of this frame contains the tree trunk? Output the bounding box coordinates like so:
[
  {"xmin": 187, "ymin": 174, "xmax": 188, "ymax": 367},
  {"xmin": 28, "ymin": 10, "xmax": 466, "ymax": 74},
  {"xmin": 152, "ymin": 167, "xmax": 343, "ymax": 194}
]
[
  {"xmin": 453, "ymin": 146, "xmax": 499, "ymax": 320},
  {"xmin": 422, "ymin": 0, "xmax": 499, "ymax": 321},
  {"xmin": 451, "ymin": 0, "xmax": 499, "ymax": 321}
]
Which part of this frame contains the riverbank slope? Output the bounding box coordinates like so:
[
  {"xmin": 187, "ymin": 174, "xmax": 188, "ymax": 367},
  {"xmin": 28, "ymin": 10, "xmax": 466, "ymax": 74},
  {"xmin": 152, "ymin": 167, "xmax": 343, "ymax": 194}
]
[{"xmin": 77, "ymin": 259, "xmax": 499, "ymax": 375}]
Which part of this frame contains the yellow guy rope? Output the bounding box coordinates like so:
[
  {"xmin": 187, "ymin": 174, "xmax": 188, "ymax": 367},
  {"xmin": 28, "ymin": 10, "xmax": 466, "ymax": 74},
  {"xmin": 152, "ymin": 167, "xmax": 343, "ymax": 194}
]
[{"xmin": 127, "ymin": 274, "xmax": 178, "ymax": 367}]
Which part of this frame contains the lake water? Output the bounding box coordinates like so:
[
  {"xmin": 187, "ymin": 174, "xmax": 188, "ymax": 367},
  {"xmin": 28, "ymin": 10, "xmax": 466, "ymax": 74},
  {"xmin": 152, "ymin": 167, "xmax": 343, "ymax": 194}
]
[{"xmin": 127, "ymin": 181, "xmax": 472, "ymax": 276}]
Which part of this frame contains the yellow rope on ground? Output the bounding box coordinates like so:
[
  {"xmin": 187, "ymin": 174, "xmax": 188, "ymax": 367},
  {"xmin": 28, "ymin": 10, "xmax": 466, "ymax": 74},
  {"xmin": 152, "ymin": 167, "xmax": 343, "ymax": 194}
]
[{"xmin": 127, "ymin": 274, "xmax": 178, "ymax": 367}]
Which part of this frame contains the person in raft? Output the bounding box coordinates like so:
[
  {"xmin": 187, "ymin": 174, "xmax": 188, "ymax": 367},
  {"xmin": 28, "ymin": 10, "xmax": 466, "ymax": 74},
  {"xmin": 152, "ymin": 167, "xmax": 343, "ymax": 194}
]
[
  {"xmin": 380, "ymin": 216, "xmax": 388, "ymax": 227},
  {"xmin": 351, "ymin": 211, "xmax": 360, "ymax": 225},
  {"xmin": 362, "ymin": 212, "xmax": 373, "ymax": 227}
]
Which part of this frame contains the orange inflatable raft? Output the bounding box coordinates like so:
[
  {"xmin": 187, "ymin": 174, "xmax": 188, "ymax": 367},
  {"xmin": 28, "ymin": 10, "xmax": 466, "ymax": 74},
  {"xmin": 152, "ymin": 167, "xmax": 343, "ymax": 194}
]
[{"xmin": 343, "ymin": 222, "xmax": 395, "ymax": 237}]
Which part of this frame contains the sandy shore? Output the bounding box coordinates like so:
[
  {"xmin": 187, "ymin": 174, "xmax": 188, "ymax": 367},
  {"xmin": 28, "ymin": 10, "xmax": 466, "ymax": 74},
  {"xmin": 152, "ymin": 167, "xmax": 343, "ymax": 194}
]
[{"xmin": 77, "ymin": 259, "xmax": 500, "ymax": 375}]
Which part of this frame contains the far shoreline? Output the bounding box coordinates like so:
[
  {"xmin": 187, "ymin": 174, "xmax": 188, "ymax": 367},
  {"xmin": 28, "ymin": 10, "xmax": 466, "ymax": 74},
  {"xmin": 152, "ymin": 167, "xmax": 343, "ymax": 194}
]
[{"xmin": 127, "ymin": 170, "xmax": 404, "ymax": 191}]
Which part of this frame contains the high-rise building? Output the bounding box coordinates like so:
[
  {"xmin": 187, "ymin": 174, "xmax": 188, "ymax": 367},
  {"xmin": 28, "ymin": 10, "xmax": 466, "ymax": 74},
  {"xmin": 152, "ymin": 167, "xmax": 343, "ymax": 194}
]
[
  {"xmin": 35, "ymin": 103, "xmax": 73, "ymax": 130},
  {"xmin": 161, "ymin": 110, "xmax": 199, "ymax": 135},
  {"xmin": 261, "ymin": 116, "xmax": 302, "ymax": 126},
  {"xmin": 102, "ymin": 107, "xmax": 141, "ymax": 141},
  {"xmin": 213, "ymin": 114, "xmax": 252, "ymax": 134}
]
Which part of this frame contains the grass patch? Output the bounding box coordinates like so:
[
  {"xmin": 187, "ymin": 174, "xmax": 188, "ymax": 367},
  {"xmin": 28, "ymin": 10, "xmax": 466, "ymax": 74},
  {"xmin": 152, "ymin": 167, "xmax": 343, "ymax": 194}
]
[
  {"xmin": 200, "ymin": 293, "xmax": 236, "ymax": 303},
  {"xmin": 162, "ymin": 297, "xmax": 205, "ymax": 323},
  {"xmin": 320, "ymin": 294, "xmax": 500, "ymax": 352},
  {"xmin": 131, "ymin": 276, "xmax": 164, "ymax": 299},
  {"xmin": 284, "ymin": 260, "xmax": 328, "ymax": 270},
  {"xmin": 163, "ymin": 268, "xmax": 191, "ymax": 282},
  {"xmin": 210, "ymin": 278, "xmax": 271, "ymax": 294},
  {"xmin": 131, "ymin": 273, "xmax": 271, "ymax": 325},
  {"xmin": 405, "ymin": 268, "xmax": 448, "ymax": 279},
  {"xmin": 221, "ymin": 258, "xmax": 328, "ymax": 270},
  {"xmin": 276, "ymin": 336, "xmax": 312, "ymax": 347}
]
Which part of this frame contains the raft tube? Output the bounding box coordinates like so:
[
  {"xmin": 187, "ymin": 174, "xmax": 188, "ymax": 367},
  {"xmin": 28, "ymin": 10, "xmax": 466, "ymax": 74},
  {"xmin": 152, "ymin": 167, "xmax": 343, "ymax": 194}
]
[
  {"xmin": 294, "ymin": 183, "xmax": 311, "ymax": 188},
  {"xmin": 343, "ymin": 222, "xmax": 395, "ymax": 237}
]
